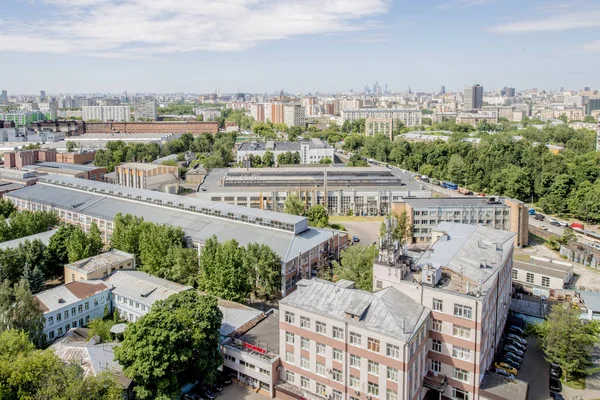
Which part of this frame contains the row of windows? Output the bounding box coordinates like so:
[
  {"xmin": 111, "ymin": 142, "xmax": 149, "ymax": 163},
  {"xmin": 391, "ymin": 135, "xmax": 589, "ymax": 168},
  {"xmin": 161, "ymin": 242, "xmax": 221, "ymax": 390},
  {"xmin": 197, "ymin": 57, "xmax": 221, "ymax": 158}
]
[
  {"xmin": 430, "ymin": 319, "xmax": 472, "ymax": 339},
  {"xmin": 432, "ymin": 299, "xmax": 473, "ymax": 320},
  {"xmin": 115, "ymin": 295, "xmax": 149, "ymax": 312},
  {"xmin": 44, "ymin": 316, "xmax": 90, "ymax": 341},
  {"xmin": 430, "ymin": 339, "xmax": 472, "ymax": 361},
  {"xmin": 46, "ymin": 294, "xmax": 110, "ymax": 326},
  {"xmin": 513, "ymin": 269, "xmax": 551, "ymax": 287}
]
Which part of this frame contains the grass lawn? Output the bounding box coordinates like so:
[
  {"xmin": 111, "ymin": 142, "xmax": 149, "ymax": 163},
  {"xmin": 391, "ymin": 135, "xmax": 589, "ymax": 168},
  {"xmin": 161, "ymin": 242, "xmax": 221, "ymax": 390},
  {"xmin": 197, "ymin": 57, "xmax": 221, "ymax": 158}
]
[
  {"xmin": 329, "ymin": 216, "xmax": 385, "ymax": 222},
  {"xmin": 513, "ymin": 254, "xmax": 532, "ymax": 262}
]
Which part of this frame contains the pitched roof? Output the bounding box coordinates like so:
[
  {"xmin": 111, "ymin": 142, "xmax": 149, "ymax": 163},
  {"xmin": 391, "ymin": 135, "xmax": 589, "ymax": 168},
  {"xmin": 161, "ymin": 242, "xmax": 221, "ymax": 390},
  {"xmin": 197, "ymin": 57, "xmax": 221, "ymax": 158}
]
[
  {"xmin": 280, "ymin": 279, "xmax": 429, "ymax": 342},
  {"xmin": 64, "ymin": 249, "xmax": 134, "ymax": 274},
  {"xmin": 34, "ymin": 281, "xmax": 109, "ymax": 313}
]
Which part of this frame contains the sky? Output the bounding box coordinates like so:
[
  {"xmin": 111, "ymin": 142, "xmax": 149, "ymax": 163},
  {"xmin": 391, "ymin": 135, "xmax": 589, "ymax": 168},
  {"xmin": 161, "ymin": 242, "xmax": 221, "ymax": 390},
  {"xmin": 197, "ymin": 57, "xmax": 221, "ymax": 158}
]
[{"xmin": 0, "ymin": 0, "xmax": 599, "ymax": 94}]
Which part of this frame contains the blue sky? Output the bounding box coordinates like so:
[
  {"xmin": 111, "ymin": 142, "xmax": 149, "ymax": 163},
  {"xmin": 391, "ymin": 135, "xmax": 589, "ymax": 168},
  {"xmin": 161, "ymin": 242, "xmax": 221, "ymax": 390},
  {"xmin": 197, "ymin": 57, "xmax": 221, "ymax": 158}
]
[{"xmin": 0, "ymin": 0, "xmax": 599, "ymax": 94}]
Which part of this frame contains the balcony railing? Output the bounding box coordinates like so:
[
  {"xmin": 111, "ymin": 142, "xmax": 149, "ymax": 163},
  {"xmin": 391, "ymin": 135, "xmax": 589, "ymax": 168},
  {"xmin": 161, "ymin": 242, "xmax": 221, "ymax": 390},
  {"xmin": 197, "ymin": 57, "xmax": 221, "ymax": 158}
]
[{"xmin": 423, "ymin": 371, "xmax": 448, "ymax": 392}]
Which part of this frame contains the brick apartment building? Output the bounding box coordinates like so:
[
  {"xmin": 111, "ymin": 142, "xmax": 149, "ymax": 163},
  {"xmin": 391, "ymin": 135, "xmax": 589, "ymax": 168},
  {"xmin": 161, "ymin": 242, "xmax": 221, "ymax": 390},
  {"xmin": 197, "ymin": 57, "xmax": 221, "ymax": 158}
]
[
  {"xmin": 56, "ymin": 151, "xmax": 96, "ymax": 164},
  {"xmin": 4, "ymin": 148, "xmax": 57, "ymax": 169},
  {"xmin": 85, "ymin": 121, "xmax": 219, "ymax": 135}
]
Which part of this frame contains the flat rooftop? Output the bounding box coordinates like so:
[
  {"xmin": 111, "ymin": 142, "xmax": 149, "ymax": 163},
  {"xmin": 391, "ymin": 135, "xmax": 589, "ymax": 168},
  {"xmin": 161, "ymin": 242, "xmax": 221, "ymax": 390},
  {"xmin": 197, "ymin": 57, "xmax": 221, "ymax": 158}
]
[
  {"xmin": 402, "ymin": 197, "xmax": 510, "ymax": 208},
  {"xmin": 413, "ymin": 222, "xmax": 515, "ymax": 294},
  {"xmin": 64, "ymin": 249, "xmax": 134, "ymax": 274},
  {"xmin": 117, "ymin": 162, "xmax": 165, "ymax": 171},
  {"xmin": 238, "ymin": 309, "xmax": 280, "ymax": 356},
  {"xmin": 0, "ymin": 229, "xmax": 56, "ymax": 250},
  {"xmin": 26, "ymin": 162, "xmax": 103, "ymax": 172},
  {"xmin": 513, "ymin": 257, "xmax": 572, "ymax": 280}
]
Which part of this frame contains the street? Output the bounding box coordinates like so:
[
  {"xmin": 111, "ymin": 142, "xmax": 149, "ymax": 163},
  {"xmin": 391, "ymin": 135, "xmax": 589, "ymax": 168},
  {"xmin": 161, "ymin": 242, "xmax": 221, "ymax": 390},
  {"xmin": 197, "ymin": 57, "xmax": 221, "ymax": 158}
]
[{"xmin": 340, "ymin": 221, "xmax": 381, "ymax": 246}]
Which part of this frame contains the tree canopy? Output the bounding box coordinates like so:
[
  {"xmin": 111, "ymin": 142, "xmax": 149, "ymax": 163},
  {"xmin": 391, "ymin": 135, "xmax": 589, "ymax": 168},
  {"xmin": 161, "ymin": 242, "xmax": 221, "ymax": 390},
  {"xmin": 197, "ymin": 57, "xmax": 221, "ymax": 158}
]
[
  {"xmin": 307, "ymin": 204, "xmax": 329, "ymax": 228},
  {"xmin": 331, "ymin": 245, "xmax": 378, "ymax": 291},
  {"xmin": 114, "ymin": 291, "xmax": 223, "ymax": 400},
  {"xmin": 283, "ymin": 193, "xmax": 305, "ymax": 216},
  {"xmin": 0, "ymin": 279, "xmax": 44, "ymax": 346}
]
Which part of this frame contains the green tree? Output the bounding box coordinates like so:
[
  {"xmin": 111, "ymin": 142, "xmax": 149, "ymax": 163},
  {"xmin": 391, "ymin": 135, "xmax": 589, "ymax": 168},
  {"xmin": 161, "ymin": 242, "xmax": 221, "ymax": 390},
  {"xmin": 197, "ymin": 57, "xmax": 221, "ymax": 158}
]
[
  {"xmin": 307, "ymin": 204, "xmax": 329, "ymax": 228},
  {"xmin": 46, "ymin": 224, "xmax": 78, "ymax": 275},
  {"xmin": 536, "ymin": 304, "xmax": 600, "ymax": 381},
  {"xmin": 244, "ymin": 243, "xmax": 281, "ymax": 298},
  {"xmin": 332, "ymin": 245, "xmax": 378, "ymax": 291},
  {"xmin": 22, "ymin": 263, "xmax": 45, "ymax": 294},
  {"xmin": 558, "ymin": 113, "xmax": 569, "ymax": 123},
  {"xmin": 66, "ymin": 141, "xmax": 77, "ymax": 152},
  {"xmin": 0, "ymin": 199, "xmax": 16, "ymax": 218},
  {"xmin": 87, "ymin": 318, "xmax": 114, "ymax": 342},
  {"xmin": 446, "ymin": 154, "xmax": 466, "ymax": 184},
  {"xmin": 319, "ymin": 157, "xmax": 333, "ymax": 164},
  {"xmin": 284, "ymin": 193, "xmax": 305, "ymax": 216},
  {"xmin": 0, "ymin": 279, "xmax": 44, "ymax": 346},
  {"xmin": 114, "ymin": 291, "xmax": 223, "ymax": 400},
  {"xmin": 262, "ymin": 150, "xmax": 275, "ymax": 167}
]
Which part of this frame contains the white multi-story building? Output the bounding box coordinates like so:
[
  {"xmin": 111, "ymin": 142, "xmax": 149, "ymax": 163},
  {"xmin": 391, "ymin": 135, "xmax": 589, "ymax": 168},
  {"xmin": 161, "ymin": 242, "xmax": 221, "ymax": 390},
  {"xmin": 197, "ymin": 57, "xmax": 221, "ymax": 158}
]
[
  {"xmin": 34, "ymin": 280, "xmax": 112, "ymax": 343},
  {"xmin": 82, "ymin": 106, "xmax": 131, "ymax": 122},
  {"xmin": 373, "ymin": 222, "xmax": 517, "ymax": 400},
  {"xmin": 284, "ymin": 104, "xmax": 305, "ymax": 127},
  {"xmin": 236, "ymin": 139, "xmax": 334, "ymax": 165},
  {"xmin": 105, "ymin": 270, "xmax": 192, "ymax": 322},
  {"xmin": 341, "ymin": 109, "xmax": 422, "ymax": 127},
  {"xmin": 134, "ymin": 99, "xmax": 157, "ymax": 121},
  {"xmin": 250, "ymin": 104, "xmax": 265, "ymax": 122},
  {"xmin": 194, "ymin": 108, "xmax": 221, "ymax": 121}
]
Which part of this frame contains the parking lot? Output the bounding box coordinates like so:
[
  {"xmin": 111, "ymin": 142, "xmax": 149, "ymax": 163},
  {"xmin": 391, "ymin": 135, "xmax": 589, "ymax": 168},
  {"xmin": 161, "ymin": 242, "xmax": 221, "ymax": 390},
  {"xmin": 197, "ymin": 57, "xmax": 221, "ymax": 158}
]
[
  {"xmin": 219, "ymin": 383, "xmax": 268, "ymax": 400},
  {"xmin": 514, "ymin": 336, "xmax": 552, "ymax": 400}
]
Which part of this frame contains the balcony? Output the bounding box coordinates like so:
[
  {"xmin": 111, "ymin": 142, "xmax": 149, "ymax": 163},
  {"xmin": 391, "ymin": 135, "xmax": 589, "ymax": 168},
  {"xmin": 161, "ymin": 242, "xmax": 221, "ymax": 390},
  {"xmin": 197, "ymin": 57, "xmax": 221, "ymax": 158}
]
[{"xmin": 423, "ymin": 371, "xmax": 448, "ymax": 392}]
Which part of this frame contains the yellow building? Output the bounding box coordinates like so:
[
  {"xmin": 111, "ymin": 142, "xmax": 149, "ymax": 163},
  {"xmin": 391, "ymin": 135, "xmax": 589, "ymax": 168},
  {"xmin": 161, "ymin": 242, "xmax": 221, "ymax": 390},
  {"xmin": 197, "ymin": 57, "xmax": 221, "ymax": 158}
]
[
  {"xmin": 64, "ymin": 249, "xmax": 135, "ymax": 283},
  {"xmin": 115, "ymin": 162, "xmax": 179, "ymax": 191}
]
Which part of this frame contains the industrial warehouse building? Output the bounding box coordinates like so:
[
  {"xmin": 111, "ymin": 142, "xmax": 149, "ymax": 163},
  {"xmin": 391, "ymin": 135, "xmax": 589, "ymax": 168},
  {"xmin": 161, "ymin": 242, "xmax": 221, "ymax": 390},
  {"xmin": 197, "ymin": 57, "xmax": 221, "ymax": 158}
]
[
  {"xmin": 5, "ymin": 175, "xmax": 348, "ymax": 295},
  {"xmin": 198, "ymin": 166, "xmax": 431, "ymax": 216}
]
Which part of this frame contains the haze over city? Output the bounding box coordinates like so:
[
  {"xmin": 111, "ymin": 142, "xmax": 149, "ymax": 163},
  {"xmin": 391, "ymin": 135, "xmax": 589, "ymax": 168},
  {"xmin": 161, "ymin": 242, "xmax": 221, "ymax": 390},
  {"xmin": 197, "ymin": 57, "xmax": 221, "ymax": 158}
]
[{"xmin": 1, "ymin": 0, "xmax": 600, "ymax": 93}]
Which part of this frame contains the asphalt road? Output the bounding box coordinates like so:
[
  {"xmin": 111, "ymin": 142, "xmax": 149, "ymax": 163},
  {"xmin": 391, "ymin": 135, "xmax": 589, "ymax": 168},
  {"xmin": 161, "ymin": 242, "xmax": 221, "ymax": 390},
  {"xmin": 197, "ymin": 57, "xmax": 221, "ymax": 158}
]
[{"xmin": 342, "ymin": 221, "xmax": 381, "ymax": 246}]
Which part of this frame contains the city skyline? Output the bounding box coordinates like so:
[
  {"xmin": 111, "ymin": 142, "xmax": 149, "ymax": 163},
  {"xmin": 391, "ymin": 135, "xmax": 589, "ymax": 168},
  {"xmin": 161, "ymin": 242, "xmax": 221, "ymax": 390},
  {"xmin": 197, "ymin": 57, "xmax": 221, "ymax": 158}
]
[{"xmin": 0, "ymin": 0, "xmax": 599, "ymax": 93}]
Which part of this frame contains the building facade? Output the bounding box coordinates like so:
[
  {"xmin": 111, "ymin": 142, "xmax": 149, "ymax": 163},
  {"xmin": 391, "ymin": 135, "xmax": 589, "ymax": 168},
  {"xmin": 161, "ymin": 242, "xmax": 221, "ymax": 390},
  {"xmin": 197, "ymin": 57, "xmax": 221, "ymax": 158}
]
[
  {"xmin": 373, "ymin": 222, "xmax": 516, "ymax": 400},
  {"xmin": 512, "ymin": 256, "xmax": 573, "ymax": 297},
  {"xmin": 341, "ymin": 109, "xmax": 421, "ymax": 127},
  {"xmin": 4, "ymin": 148, "xmax": 57, "ymax": 169},
  {"xmin": 35, "ymin": 281, "xmax": 112, "ymax": 342},
  {"xmin": 250, "ymin": 104, "xmax": 265, "ymax": 122},
  {"xmin": 456, "ymin": 111, "xmax": 498, "ymax": 126},
  {"xmin": 284, "ymin": 105, "xmax": 306, "ymax": 127},
  {"xmin": 365, "ymin": 118, "xmax": 394, "ymax": 139},
  {"xmin": 82, "ymin": 106, "xmax": 131, "ymax": 122},
  {"xmin": 277, "ymin": 279, "xmax": 430, "ymax": 400},
  {"xmin": 236, "ymin": 139, "xmax": 334, "ymax": 165},
  {"xmin": 134, "ymin": 99, "xmax": 158, "ymax": 121},
  {"xmin": 463, "ymin": 85, "xmax": 484, "ymax": 110},
  {"xmin": 64, "ymin": 249, "xmax": 135, "ymax": 283},
  {"xmin": 85, "ymin": 121, "xmax": 219, "ymax": 135},
  {"xmin": 114, "ymin": 162, "xmax": 179, "ymax": 191}
]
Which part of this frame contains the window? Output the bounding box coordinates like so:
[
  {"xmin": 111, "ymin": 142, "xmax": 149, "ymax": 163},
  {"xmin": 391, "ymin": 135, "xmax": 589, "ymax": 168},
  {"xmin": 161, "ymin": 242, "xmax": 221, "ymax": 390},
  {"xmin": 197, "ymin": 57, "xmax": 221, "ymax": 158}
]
[
  {"xmin": 301, "ymin": 376, "xmax": 310, "ymax": 389},
  {"xmin": 285, "ymin": 370, "xmax": 295, "ymax": 383},
  {"xmin": 224, "ymin": 354, "xmax": 235, "ymax": 362},
  {"xmin": 85, "ymin": 302, "xmax": 89, "ymax": 310},
  {"xmin": 316, "ymin": 362, "xmax": 326, "ymax": 376},
  {"xmin": 386, "ymin": 343, "xmax": 400, "ymax": 358},
  {"xmin": 94, "ymin": 298, "xmax": 98, "ymax": 307},
  {"xmin": 453, "ymin": 325, "xmax": 471, "ymax": 339},
  {"xmin": 332, "ymin": 389, "xmax": 343, "ymax": 400},
  {"xmin": 316, "ymin": 383, "xmax": 327, "ymax": 396},
  {"xmin": 454, "ymin": 304, "xmax": 472, "ymax": 319},
  {"xmin": 367, "ymin": 382, "xmax": 379, "ymax": 396},
  {"xmin": 48, "ymin": 316, "xmax": 54, "ymax": 325},
  {"xmin": 368, "ymin": 360, "xmax": 379, "ymax": 375},
  {"xmin": 85, "ymin": 316, "xmax": 89, "ymax": 323},
  {"xmin": 453, "ymin": 367, "xmax": 470, "ymax": 382},
  {"xmin": 285, "ymin": 311, "xmax": 295, "ymax": 324},
  {"xmin": 333, "ymin": 326, "xmax": 344, "ymax": 339},
  {"xmin": 78, "ymin": 304, "xmax": 83, "ymax": 313},
  {"xmin": 452, "ymin": 388, "xmax": 470, "ymax": 400},
  {"xmin": 350, "ymin": 354, "xmax": 361, "ymax": 368},
  {"xmin": 301, "ymin": 356, "xmax": 310, "ymax": 369},
  {"xmin": 368, "ymin": 337, "xmax": 380, "ymax": 352},
  {"xmin": 452, "ymin": 345, "xmax": 470, "ymax": 361},
  {"xmin": 58, "ymin": 327, "xmax": 63, "ymax": 335},
  {"xmin": 285, "ymin": 332, "xmax": 295, "ymax": 344},
  {"xmin": 526, "ymin": 273, "xmax": 534, "ymax": 284},
  {"xmin": 64, "ymin": 310, "xmax": 69, "ymax": 319},
  {"xmin": 71, "ymin": 307, "xmax": 76, "ymax": 316},
  {"xmin": 301, "ymin": 337, "xmax": 310, "ymax": 350},
  {"xmin": 316, "ymin": 342, "xmax": 326, "ymax": 355},
  {"xmin": 433, "ymin": 298, "xmax": 443, "ymax": 311},
  {"xmin": 300, "ymin": 316, "xmax": 310, "ymax": 329},
  {"xmin": 512, "ymin": 269, "xmax": 518, "ymax": 280},
  {"xmin": 542, "ymin": 276, "xmax": 550, "ymax": 287},
  {"xmin": 387, "ymin": 389, "xmax": 399, "ymax": 400},
  {"xmin": 350, "ymin": 332, "xmax": 361, "ymax": 345},
  {"xmin": 432, "ymin": 339, "xmax": 442, "ymax": 353},
  {"xmin": 332, "ymin": 368, "xmax": 342, "ymax": 382},
  {"xmin": 285, "ymin": 351, "xmax": 294, "ymax": 363},
  {"xmin": 56, "ymin": 313, "xmax": 62, "ymax": 322},
  {"xmin": 333, "ymin": 348, "xmax": 343, "ymax": 362},
  {"xmin": 431, "ymin": 359, "xmax": 441, "ymax": 373},
  {"xmin": 259, "ymin": 367, "xmax": 270, "ymax": 376},
  {"xmin": 432, "ymin": 319, "xmax": 442, "ymax": 332},
  {"xmin": 316, "ymin": 321, "xmax": 326, "ymax": 334},
  {"xmin": 350, "ymin": 375, "xmax": 360, "ymax": 388},
  {"xmin": 387, "ymin": 367, "xmax": 399, "ymax": 382}
]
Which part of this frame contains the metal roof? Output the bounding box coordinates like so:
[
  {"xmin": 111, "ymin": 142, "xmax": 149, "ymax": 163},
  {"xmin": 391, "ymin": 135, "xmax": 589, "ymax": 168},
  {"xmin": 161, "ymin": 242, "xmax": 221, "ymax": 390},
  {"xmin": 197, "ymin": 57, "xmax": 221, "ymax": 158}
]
[
  {"xmin": 281, "ymin": 279, "xmax": 429, "ymax": 342},
  {"xmin": 104, "ymin": 270, "xmax": 192, "ymax": 308},
  {"xmin": 402, "ymin": 197, "xmax": 510, "ymax": 208},
  {"xmin": 513, "ymin": 257, "xmax": 572, "ymax": 280},
  {"xmin": 29, "ymin": 162, "xmax": 103, "ymax": 172},
  {"xmin": 579, "ymin": 291, "xmax": 600, "ymax": 312},
  {"xmin": 35, "ymin": 281, "xmax": 109, "ymax": 313},
  {"xmin": 0, "ymin": 229, "xmax": 56, "ymax": 250},
  {"xmin": 64, "ymin": 249, "xmax": 134, "ymax": 274}
]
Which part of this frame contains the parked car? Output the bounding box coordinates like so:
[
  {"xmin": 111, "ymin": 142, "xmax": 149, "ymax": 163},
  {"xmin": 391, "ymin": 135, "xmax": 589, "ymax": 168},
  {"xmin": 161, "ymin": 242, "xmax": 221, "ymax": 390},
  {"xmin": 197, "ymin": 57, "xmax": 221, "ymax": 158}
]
[
  {"xmin": 534, "ymin": 213, "xmax": 545, "ymax": 221},
  {"xmin": 507, "ymin": 334, "xmax": 527, "ymax": 345},
  {"xmin": 506, "ymin": 339, "xmax": 526, "ymax": 352},
  {"xmin": 548, "ymin": 218, "xmax": 557, "ymax": 224},
  {"xmin": 217, "ymin": 374, "xmax": 232, "ymax": 386},
  {"xmin": 494, "ymin": 368, "xmax": 515, "ymax": 379},
  {"xmin": 503, "ymin": 350, "xmax": 524, "ymax": 363},
  {"xmin": 494, "ymin": 362, "xmax": 518, "ymax": 376},
  {"xmin": 503, "ymin": 345, "xmax": 524, "ymax": 357},
  {"xmin": 550, "ymin": 391, "xmax": 565, "ymax": 400},
  {"xmin": 571, "ymin": 222, "xmax": 584, "ymax": 230},
  {"xmin": 201, "ymin": 388, "xmax": 217, "ymax": 400},
  {"xmin": 549, "ymin": 377, "xmax": 562, "ymax": 392},
  {"xmin": 538, "ymin": 225, "xmax": 548, "ymax": 230},
  {"xmin": 507, "ymin": 325, "xmax": 524, "ymax": 335},
  {"xmin": 352, "ymin": 236, "xmax": 360, "ymax": 243},
  {"xmin": 200, "ymin": 186, "xmax": 207, "ymax": 191},
  {"xmin": 558, "ymin": 221, "xmax": 569, "ymax": 228},
  {"xmin": 498, "ymin": 357, "xmax": 520, "ymax": 370},
  {"xmin": 550, "ymin": 363, "xmax": 563, "ymax": 379}
]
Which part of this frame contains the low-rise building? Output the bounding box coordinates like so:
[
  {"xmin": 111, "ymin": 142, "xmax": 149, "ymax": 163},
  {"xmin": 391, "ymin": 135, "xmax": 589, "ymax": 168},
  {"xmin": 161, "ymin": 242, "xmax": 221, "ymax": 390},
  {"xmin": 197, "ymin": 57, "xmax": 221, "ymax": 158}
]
[
  {"xmin": 114, "ymin": 162, "xmax": 179, "ymax": 191},
  {"xmin": 23, "ymin": 161, "xmax": 106, "ymax": 181},
  {"xmin": 35, "ymin": 280, "xmax": 112, "ymax": 342},
  {"xmin": 236, "ymin": 139, "xmax": 334, "ymax": 165},
  {"xmin": 64, "ymin": 249, "xmax": 136, "ymax": 283},
  {"xmin": 56, "ymin": 151, "xmax": 97, "ymax": 164},
  {"xmin": 105, "ymin": 270, "xmax": 192, "ymax": 322},
  {"xmin": 456, "ymin": 110, "xmax": 499, "ymax": 126},
  {"xmin": 277, "ymin": 279, "xmax": 430, "ymax": 400},
  {"xmin": 392, "ymin": 197, "xmax": 529, "ymax": 248},
  {"xmin": 512, "ymin": 256, "xmax": 573, "ymax": 297},
  {"xmin": 4, "ymin": 148, "xmax": 57, "ymax": 169},
  {"xmin": 84, "ymin": 121, "xmax": 219, "ymax": 135}
]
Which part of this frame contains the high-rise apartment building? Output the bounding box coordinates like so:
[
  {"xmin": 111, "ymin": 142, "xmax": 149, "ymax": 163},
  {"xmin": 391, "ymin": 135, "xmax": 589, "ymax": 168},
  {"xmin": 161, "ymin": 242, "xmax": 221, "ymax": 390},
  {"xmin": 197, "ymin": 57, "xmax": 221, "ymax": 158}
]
[
  {"xmin": 134, "ymin": 99, "xmax": 157, "ymax": 121},
  {"xmin": 82, "ymin": 106, "xmax": 131, "ymax": 122},
  {"xmin": 39, "ymin": 90, "xmax": 46, "ymax": 102},
  {"xmin": 0, "ymin": 111, "xmax": 45, "ymax": 126},
  {"xmin": 302, "ymin": 97, "xmax": 318, "ymax": 116},
  {"xmin": 341, "ymin": 109, "xmax": 421, "ymax": 127},
  {"xmin": 266, "ymin": 102, "xmax": 285, "ymax": 124},
  {"xmin": 0, "ymin": 90, "xmax": 7, "ymax": 105},
  {"xmin": 373, "ymin": 222, "xmax": 517, "ymax": 400},
  {"xmin": 463, "ymin": 84, "xmax": 483, "ymax": 109},
  {"xmin": 587, "ymin": 98, "xmax": 600, "ymax": 115},
  {"xmin": 251, "ymin": 103, "xmax": 265, "ymax": 122},
  {"xmin": 283, "ymin": 104, "xmax": 305, "ymax": 127}
]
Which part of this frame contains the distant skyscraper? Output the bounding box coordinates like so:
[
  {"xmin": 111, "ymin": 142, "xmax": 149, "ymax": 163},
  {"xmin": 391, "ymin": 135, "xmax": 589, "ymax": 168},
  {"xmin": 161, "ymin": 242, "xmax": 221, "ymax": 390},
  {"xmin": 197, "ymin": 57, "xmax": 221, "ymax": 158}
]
[
  {"xmin": 0, "ymin": 90, "xmax": 7, "ymax": 105},
  {"xmin": 585, "ymin": 87, "xmax": 591, "ymax": 92},
  {"xmin": 408, "ymin": 86, "xmax": 412, "ymax": 95},
  {"xmin": 464, "ymin": 84, "xmax": 483, "ymax": 109},
  {"xmin": 440, "ymin": 86, "xmax": 446, "ymax": 95},
  {"xmin": 501, "ymin": 87, "xmax": 515, "ymax": 97},
  {"xmin": 384, "ymin": 83, "xmax": 388, "ymax": 93},
  {"xmin": 39, "ymin": 90, "xmax": 46, "ymax": 101}
]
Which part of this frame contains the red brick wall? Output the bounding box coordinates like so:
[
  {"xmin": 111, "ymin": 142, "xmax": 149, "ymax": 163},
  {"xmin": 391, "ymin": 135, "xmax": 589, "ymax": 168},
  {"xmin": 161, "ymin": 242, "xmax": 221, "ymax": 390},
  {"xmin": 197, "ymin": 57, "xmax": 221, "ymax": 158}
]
[{"xmin": 85, "ymin": 122, "xmax": 219, "ymax": 135}]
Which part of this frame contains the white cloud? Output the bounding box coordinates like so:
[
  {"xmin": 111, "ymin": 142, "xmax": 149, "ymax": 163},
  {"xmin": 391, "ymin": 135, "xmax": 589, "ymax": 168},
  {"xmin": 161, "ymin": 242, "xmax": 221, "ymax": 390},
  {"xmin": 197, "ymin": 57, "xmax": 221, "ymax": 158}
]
[
  {"xmin": 1, "ymin": 0, "xmax": 391, "ymax": 57},
  {"xmin": 490, "ymin": 9, "xmax": 600, "ymax": 33},
  {"xmin": 436, "ymin": 0, "xmax": 493, "ymax": 11}
]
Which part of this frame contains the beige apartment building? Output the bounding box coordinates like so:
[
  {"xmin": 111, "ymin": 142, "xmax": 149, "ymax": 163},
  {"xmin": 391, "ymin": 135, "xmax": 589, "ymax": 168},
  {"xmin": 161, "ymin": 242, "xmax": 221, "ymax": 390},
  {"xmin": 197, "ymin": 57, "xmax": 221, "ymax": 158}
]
[
  {"xmin": 114, "ymin": 162, "xmax": 179, "ymax": 191},
  {"xmin": 392, "ymin": 197, "xmax": 528, "ymax": 248},
  {"xmin": 365, "ymin": 118, "xmax": 394, "ymax": 139},
  {"xmin": 277, "ymin": 279, "xmax": 431, "ymax": 400},
  {"xmin": 64, "ymin": 249, "xmax": 135, "ymax": 283},
  {"xmin": 373, "ymin": 222, "xmax": 517, "ymax": 400}
]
